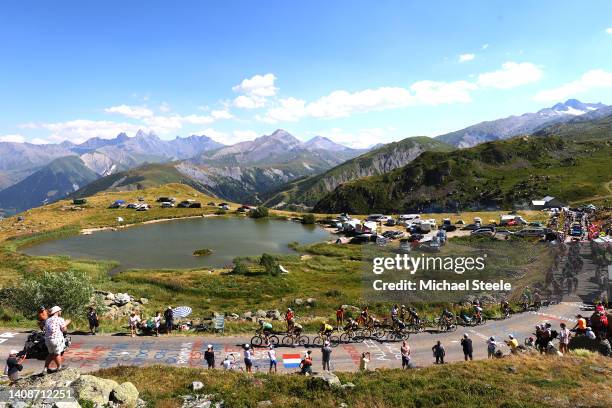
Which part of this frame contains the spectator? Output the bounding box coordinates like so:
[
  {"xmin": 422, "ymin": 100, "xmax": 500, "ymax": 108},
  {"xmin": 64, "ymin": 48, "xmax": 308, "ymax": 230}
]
[
  {"xmin": 37, "ymin": 306, "xmax": 48, "ymax": 330},
  {"xmin": 244, "ymin": 344, "xmax": 253, "ymax": 373},
  {"xmin": 401, "ymin": 341, "xmax": 412, "ymax": 369},
  {"xmin": 573, "ymin": 315, "xmax": 587, "ymax": 335},
  {"xmin": 128, "ymin": 312, "xmax": 141, "ymax": 337},
  {"xmin": 321, "ymin": 341, "xmax": 332, "ymax": 372},
  {"xmin": 487, "ymin": 337, "xmax": 497, "ymax": 359},
  {"xmin": 205, "ymin": 344, "xmax": 215, "ymax": 369},
  {"xmin": 4, "ymin": 350, "xmax": 24, "ymax": 384},
  {"xmin": 164, "ymin": 306, "xmax": 174, "ymax": 334},
  {"xmin": 300, "ymin": 351, "xmax": 313, "ymax": 375},
  {"xmin": 43, "ymin": 306, "xmax": 70, "ymax": 374},
  {"xmin": 336, "ymin": 306, "xmax": 345, "ymax": 329},
  {"xmin": 87, "ymin": 307, "xmax": 99, "ymax": 335},
  {"xmin": 506, "ymin": 334, "xmax": 519, "ymax": 354},
  {"xmin": 268, "ymin": 344, "xmax": 277, "ymax": 373},
  {"xmin": 461, "ymin": 334, "xmax": 473, "ymax": 361},
  {"xmin": 585, "ymin": 327, "xmax": 596, "ymax": 340},
  {"xmin": 432, "ymin": 340, "xmax": 445, "ymax": 364},
  {"xmin": 359, "ymin": 352, "xmax": 370, "ymax": 371},
  {"xmin": 154, "ymin": 311, "xmax": 162, "ymax": 336},
  {"xmin": 558, "ymin": 322, "xmax": 571, "ymax": 354}
]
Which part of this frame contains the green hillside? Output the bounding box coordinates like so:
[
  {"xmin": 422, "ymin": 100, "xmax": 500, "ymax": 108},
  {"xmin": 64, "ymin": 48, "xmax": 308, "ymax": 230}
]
[
  {"xmin": 534, "ymin": 111, "xmax": 612, "ymax": 141},
  {"xmin": 0, "ymin": 156, "xmax": 99, "ymax": 215},
  {"xmin": 261, "ymin": 136, "xmax": 454, "ymax": 210},
  {"xmin": 73, "ymin": 162, "xmax": 217, "ymax": 198},
  {"xmin": 314, "ymin": 135, "xmax": 612, "ymax": 214}
]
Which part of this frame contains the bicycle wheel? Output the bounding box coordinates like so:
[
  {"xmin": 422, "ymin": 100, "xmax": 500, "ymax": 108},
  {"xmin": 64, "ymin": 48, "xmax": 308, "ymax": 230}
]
[
  {"xmin": 329, "ymin": 335, "xmax": 341, "ymax": 347},
  {"xmin": 268, "ymin": 335, "xmax": 280, "ymax": 346},
  {"xmin": 297, "ymin": 335, "xmax": 309, "ymax": 346},
  {"xmin": 371, "ymin": 328, "xmax": 385, "ymax": 340},
  {"xmin": 281, "ymin": 335, "xmax": 294, "ymax": 347},
  {"xmin": 312, "ymin": 336, "xmax": 324, "ymax": 347},
  {"xmin": 250, "ymin": 335, "xmax": 263, "ymax": 347},
  {"xmin": 339, "ymin": 333, "xmax": 351, "ymax": 343}
]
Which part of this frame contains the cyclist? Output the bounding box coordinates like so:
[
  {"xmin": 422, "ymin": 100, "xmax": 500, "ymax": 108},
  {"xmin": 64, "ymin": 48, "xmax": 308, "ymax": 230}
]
[
  {"xmin": 359, "ymin": 306, "xmax": 370, "ymax": 325},
  {"xmin": 399, "ymin": 305, "xmax": 408, "ymax": 321},
  {"xmin": 533, "ymin": 290, "xmax": 542, "ymax": 309},
  {"xmin": 500, "ymin": 300, "xmax": 510, "ymax": 318},
  {"xmin": 320, "ymin": 322, "xmax": 334, "ymax": 338},
  {"xmin": 291, "ymin": 321, "xmax": 303, "ymax": 336},
  {"xmin": 408, "ymin": 307, "xmax": 420, "ymax": 325},
  {"xmin": 343, "ymin": 318, "xmax": 359, "ymax": 332},
  {"xmin": 473, "ymin": 304, "xmax": 483, "ymax": 324},
  {"xmin": 259, "ymin": 319, "xmax": 273, "ymax": 339},
  {"xmin": 390, "ymin": 304, "xmax": 399, "ymax": 322}
]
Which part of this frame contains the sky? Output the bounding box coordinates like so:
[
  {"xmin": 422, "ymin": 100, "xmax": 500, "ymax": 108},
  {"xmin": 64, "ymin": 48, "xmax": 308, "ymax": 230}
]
[{"xmin": 1, "ymin": 1, "xmax": 612, "ymax": 148}]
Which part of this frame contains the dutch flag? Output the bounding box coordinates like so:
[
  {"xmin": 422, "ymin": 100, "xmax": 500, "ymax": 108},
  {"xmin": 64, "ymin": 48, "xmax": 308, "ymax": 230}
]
[{"xmin": 281, "ymin": 353, "xmax": 302, "ymax": 368}]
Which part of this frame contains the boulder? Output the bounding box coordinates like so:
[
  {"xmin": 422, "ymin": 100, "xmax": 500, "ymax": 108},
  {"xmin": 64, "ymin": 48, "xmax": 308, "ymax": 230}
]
[
  {"xmin": 310, "ymin": 372, "xmax": 341, "ymax": 388},
  {"xmin": 114, "ymin": 293, "xmax": 131, "ymax": 306},
  {"xmin": 53, "ymin": 401, "xmax": 81, "ymax": 408},
  {"xmin": 190, "ymin": 381, "xmax": 204, "ymax": 391},
  {"xmin": 72, "ymin": 375, "xmax": 119, "ymax": 406},
  {"xmin": 306, "ymin": 298, "xmax": 316, "ymax": 305},
  {"xmin": 111, "ymin": 382, "xmax": 139, "ymax": 408},
  {"xmin": 294, "ymin": 298, "xmax": 303, "ymax": 306},
  {"xmin": 255, "ymin": 310, "xmax": 267, "ymax": 318},
  {"xmin": 139, "ymin": 298, "xmax": 149, "ymax": 305},
  {"xmin": 242, "ymin": 311, "xmax": 252, "ymax": 319},
  {"xmin": 105, "ymin": 293, "xmax": 116, "ymax": 301},
  {"xmin": 267, "ymin": 310, "xmax": 281, "ymax": 320},
  {"xmin": 228, "ymin": 313, "xmax": 240, "ymax": 320},
  {"xmin": 16, "ymin": 368, "xmax": 81, "ymax": 389}
]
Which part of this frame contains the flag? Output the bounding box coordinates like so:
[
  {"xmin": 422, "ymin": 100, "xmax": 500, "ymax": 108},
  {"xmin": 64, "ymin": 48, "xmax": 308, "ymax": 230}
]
[{"xmin": 281, "ymin": 353, "xmax": 302, "ymax": 368}]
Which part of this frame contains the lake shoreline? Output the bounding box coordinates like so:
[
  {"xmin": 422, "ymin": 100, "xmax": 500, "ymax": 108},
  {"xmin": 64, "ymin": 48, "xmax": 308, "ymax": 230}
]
[{"xmin": 80, "ymin": 214, "xmax": 219, "ymax": 235}]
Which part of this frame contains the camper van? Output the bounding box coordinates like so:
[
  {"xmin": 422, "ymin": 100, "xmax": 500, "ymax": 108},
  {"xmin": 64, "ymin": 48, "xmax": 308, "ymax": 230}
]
[
  {"xmin": 399, "ymin": 214, "xmax": 420, "ymax": 221},
  {"xmin": 499, "ymin": 214, "xmax": 527, "ymax": 226}
]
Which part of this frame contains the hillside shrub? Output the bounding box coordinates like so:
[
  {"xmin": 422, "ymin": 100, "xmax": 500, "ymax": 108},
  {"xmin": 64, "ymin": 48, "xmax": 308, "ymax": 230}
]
[
  {"xmin": 249, "ymin": 206, "xmax": 269, "ymax": 219},
  {"xmin": 301, "ymin": 213, "xmax": 316, "ymax": 224},
  {"xmin": 260, "ymin": 253, "xmax": 280, "ymax": 276},
  {"xmin": 13, "ymin": 270, "xmax": 93, "ymax": 317}
]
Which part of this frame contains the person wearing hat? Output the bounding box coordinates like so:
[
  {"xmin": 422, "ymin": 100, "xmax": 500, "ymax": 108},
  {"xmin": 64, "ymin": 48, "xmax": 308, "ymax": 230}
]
[
  {"xmin": 460, "ymin": 333, "xmax": 473, "ymax": 361},
  {"xmin": 164, "ymin": 306, "xmax": 174, "ymax": 335},
  {"xmin": 204, "ymin": 344, "xmax": 215, "ymax": 369},
  {"xmin": 43, "ymin": 306, "xmax": 70, "ymax": 374},
  {"xmin": 321, "ymin": 340, "xmax": 332, "ymax": 372},
  {"xmin": 37, "ymin": 306, "xmax": 48, "ymax": 330},
  {"xmin": 244, "ymin": 344, "xmax": 253, "ymax": 373},
  {"xmin": 300, "ymin": 350, "xmax": 312, "ymax": 375},
  {"xmin": 487, "ymin": 336, "xmax": 497, "ymax": 358},
  {"xmin": 267, "ymin": 344, "xmax": 277, "ymax": 373},
  {"xmin": 506, "ymin": 334, "xmax": 519, "ymax": 354},
  {"xmin": 4, "ymin": 349, "xmax": 24, "ymax": 383}
]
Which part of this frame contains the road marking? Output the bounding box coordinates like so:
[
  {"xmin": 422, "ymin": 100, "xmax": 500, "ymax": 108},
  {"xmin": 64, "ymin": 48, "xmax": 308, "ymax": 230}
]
[{"xmin": 0, "ymin": 332, "xmax": 17, "ymax": 338}]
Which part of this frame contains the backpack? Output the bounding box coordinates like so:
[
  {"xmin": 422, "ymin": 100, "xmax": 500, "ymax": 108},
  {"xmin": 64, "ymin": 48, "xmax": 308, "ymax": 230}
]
[{"xmin": 601, "ymin": 314, "xmax": 608, "ymax": 327}]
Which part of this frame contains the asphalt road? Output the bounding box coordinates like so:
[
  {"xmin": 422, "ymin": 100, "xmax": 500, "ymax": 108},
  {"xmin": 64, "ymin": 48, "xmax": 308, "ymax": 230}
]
[{"xmin": 0, "ymin": 302, "xmax": 585, "ymax": 375}]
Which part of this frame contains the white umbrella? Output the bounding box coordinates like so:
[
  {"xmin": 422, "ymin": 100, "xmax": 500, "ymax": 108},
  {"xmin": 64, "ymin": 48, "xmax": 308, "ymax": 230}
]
[{"xmin": 173, "ymin": 306, "xmax": 192, "ymax": 319}]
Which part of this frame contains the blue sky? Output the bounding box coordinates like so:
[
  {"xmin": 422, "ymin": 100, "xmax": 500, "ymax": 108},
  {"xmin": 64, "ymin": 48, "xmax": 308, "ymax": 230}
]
[{"xmin": 1, "ymin": 1, "xmax": 612, "ymax": 147}]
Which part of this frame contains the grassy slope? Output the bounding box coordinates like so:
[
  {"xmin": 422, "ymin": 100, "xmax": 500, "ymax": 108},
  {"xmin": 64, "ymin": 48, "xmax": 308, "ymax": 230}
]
[
  {"xmin": 72, "ymin": 162, "xmax": 217, "ymax": 198},
  {"xmin": 261, "ymin": 136, "xmax": 454, "ymax": 209},
  {"xmin": 314, "ymin": 136, "xmax": 612, "ymax": 214},
  {"xmin": 0, "ymin": 156, "xmax": 100, "ymax": 214},
  {"xmin": 534, "ymin": 112, "xmax": 612, "ymax": 141},
  {"xmin": 96, "ymin": 353, "xmax": 612, "ymax": 407}
]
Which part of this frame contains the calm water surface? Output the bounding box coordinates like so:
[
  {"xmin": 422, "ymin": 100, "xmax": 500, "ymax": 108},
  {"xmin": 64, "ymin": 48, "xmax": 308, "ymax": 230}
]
[{"xmin": 24, "ymin": 217, "xmax": 330, "ymax": 272}]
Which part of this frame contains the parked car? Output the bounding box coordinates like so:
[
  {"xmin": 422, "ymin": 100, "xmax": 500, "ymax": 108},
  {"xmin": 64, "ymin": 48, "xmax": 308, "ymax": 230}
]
[
  {"xmin": 349, "ymin": 234, "xmax": 374, "ymax": 244},
  {"xmin": 441, "ymin": 218, "xmax": 457, "ymax": 232},
  {"xmin": 461, "ymin": 223, "xmax": 481, "ymax": 231},
  {"xmin": 515, "ymin": 228, "xmax": 546, "ymax": 238},
  {"xmin": 385, "ymin": 218, "xmax": 397, "ymax": 226},
  {"xmin": 366, "ymin": 214, "xmax": 385, "ymax": 222},
  {"xmin": 570, "ymin": 224, "xmax": 583, "ymax": 237},
  {"xmin": 126, "ymin": 203, "xmax": 139, "ymax": 209},
  {"xmin": 471, "ymin": 227, "xmax": 496, "ymax": 237},
  {"xmin": 382, "ymin": 230, "xmax": 404, "ymax": 239},
  {"xmin": 160, "ymin": 202, "xmax": 175, "ymax": 208}
]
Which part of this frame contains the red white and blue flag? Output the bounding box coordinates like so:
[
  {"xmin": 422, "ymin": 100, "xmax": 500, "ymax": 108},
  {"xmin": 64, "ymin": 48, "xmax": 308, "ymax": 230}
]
[{"xmin": 281, "ymin": 353, "xmax": 302, "ymax": 368}]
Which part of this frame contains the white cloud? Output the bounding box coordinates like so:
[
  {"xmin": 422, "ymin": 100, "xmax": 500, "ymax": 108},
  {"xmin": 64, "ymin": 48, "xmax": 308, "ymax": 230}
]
[
  {"xmin": 232, "ymin": 73, "xmax": 278, "ymax": 109},
  {"xmin": 482, "ymin": 44, "xmax": 489, "ymax": 50},
  {"xmin": 459, "ymin": 53, "xmax": 475, "ymax": 62},
  {"xmin": 606, "ymin": 28, "xmax": 612, "ymax": 34},
  {"xmin": 22, "ymin": 120, "xmax": 142, "ymax": 144},
  {"xmin": 104, "ymin": 104, "xmax": 153, "ymax": 119},
  {"xmin": 159, "ymin": 102, "xmax": 171, "ymax": 113},
  {"xmin": 477, "ymin": 62, "xmax": 542, "ymax": 89},
  {"xmin": 259, "ymin": 80, "xmax": 476, "ymax": 123},
  {"xmin": 0, "ymin": 134, "xmax": 25, "ymax": 143},
  {"xmin": 210, "ymin": 109, "xmax": 233, "ymax": 120},
  {"xmin": 534, "ymin": 69, "xmax": 612, "ymax": 102}
]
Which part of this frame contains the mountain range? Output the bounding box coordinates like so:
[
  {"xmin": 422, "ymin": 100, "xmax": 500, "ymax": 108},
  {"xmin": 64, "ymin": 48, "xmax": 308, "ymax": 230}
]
[
  {"xmin": 1, "ymin": 99, "xmax": 610, "ymax": 215},
  {"xmin": 435, "ymin": 99, "xmax": 607, "ymax": 148}
]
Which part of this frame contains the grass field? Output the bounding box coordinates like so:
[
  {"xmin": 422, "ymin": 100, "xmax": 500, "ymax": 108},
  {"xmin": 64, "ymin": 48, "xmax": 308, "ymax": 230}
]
[
  {"xmin": 0, "ymin": 184, "xmax": 555, "ymax": 333},
  {"xmin": 95, "ymin": 352, "xmax": 612, "ymax": 407}
]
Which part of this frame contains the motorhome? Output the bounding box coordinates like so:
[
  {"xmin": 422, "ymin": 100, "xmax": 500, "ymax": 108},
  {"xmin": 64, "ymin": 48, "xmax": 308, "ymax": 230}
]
[{"xmin": 499, "ymin": 214, "xmax": 527, "ymax": 226}]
